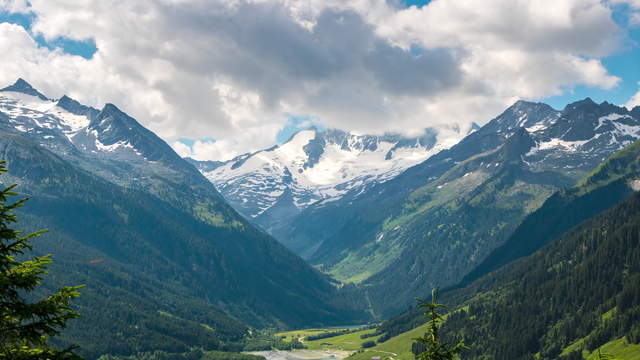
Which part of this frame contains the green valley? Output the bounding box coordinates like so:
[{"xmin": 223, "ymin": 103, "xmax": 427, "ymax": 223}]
[{"xmin": 2, "ymin": 68, "xmax": 640, "ymax": 360}]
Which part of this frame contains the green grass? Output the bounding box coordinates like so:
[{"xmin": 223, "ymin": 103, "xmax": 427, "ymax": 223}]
[
  {"xmin": 157, "ymin": 310, "xmax": 178, "ymax": 319},
  {"xmin": 561, "ymin": 327, "xmax": 640, "ymax": 360},
  {"xmin": 329, "ymin": 267, "xmax": 374, "ymax": 284},
  {"xmin": 602, "ymin": 307, "xmax": 617, "ymax": 321},
  {"xmin": 276, "ymin": 328, "xmax": 334, "ymax": 342},
  {"xmin": 193, "ymin": 202, "xmax": 244, "ymax": 228},
  {"xmin": 302, "ymin": 328, "xmax": 381, "ymax": 351},
  {"xmin": 584, "ymin": 338, "xmax": 640, "ymax": 360},
  {"xmin": 345, "ymin": 306, "xmax": 470, "ymax": 360},
  {"xmin": 575, "ymin": 139, "xmax": 640, "ymax": 193},
  {"xmin": 346, "ymin": 323, "xmax": 429, "ymax": 360},
  {"xmin": 275, "ymin": 327, "xmax": 378, "ymax": 350},
  {"xmin": 327, "ymin": 241, "xmax": 404, "ymax": 283},
  {"xmin": 561, "ymin": 336, "xmax": 588, "ymax": 357},
  {"xmin": 352, "ymin": 326, "xmax": 640, "ymax": 360}
]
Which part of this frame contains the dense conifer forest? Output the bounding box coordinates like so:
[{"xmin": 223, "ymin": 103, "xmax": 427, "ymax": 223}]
[{"xmin": 438, "ymin": 191, "xmax": 640, "ymax": 359}]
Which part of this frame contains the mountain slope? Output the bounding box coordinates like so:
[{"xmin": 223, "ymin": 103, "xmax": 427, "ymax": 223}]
[
  {"xmin": 357, "ymin": 190, "xmax": 640, "ymax": 360},
  {"xmin": 370, "ymin": 139, "xmax": 640, "ymax": 360},
  {"xmin": 461, "ymin": 139, "xmax": 640, "ymax": 286},
  {"xmin": 1, "ymin": 134, "xmax": 249, "ymax": 358},
  {"xmin": 0, "ymin": 79, "xmax": 367, "ymax": 358},
  {"xmin": 438, "ymin": 183, "xmax": 640, "ymax": 360},
  {"xmin": 281, "ymin": 99, "xmax": 640, "ymax": 317}
]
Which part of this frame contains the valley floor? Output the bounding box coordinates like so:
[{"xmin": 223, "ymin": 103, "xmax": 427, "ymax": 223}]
[
  {"xmin": 274, "ymin": 322, "xmax": 640, "ymax": 360},
  {"xmin": 247, "ymin": 350, "xmax": 352, "ymax": 360},
  {"xmin": 275, "ymin": 325, "xmax": 428, "ymax": 360}
]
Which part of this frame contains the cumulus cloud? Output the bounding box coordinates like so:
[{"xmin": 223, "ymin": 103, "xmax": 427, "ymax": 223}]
[
  {"xmin": 173, "ymin": 137, "xmax": 268, "ymax": 163},
  {"xmin": 626, "ymin": 88, "xmax": 640, "ymax": 109},
  {"xmin": 0, "ymin": 0, "xmax": 629, "ymax": 160}
]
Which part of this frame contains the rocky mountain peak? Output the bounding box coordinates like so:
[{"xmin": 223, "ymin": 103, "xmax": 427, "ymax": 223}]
[
  {"xmin": 563, "ymin": 97, "xmax": 597, "ymax": 111},
  {"xmin": 0, "ymin": 81, "xmax": 192, "ymax": 176},
  {"xmin": 99, "ymin": 103, "xmax": 124, "ymax": 118},
  {"xmin": 553, "ymin": 98, "xmax": 631, "ymax": 142},
  {"xmin": 57, "ymin": 95, "xmax": 100, "ymax": 120},
  {"xmin": 0, "ymin": 78, "xmax": 49, "ymax": 101},
  {"xmin": 486, "ymin": 100, "xmax": 558, "ymax": 134}
]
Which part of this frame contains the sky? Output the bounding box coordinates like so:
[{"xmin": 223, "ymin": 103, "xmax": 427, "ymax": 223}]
[{"xmin": 0, "ymin": 0, "xmax": 639, "ymax": 161}]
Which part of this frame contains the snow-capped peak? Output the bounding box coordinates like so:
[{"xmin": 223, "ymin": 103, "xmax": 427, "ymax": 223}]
[
  {"xmin": 0, "ymin": 79, "xmax": 151, "ymax": 162},
  {"xmin": 512, "ymin": 99, "xmax": 640, "ymax": 171},
  {"xmin": 0, "ymin": 78, "xmax": 49, "ymax": 101},
  {"xmin": 190, "ymin": 126, "xmax": 464, "ymax": 223}
]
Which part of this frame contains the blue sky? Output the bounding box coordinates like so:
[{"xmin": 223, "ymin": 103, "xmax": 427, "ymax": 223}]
[
  {"xmin": 544, "ymin": 5, "xmax": 640, "ymax": 109},
  {"xmin": 402, "ymin": 0, "xmax": 431, "ymax": 8},
  {"xmin": 276, "ymin": 115, "xmax": 325, "ymax": 143},
  {"xmin": 0, "ymin": 10, "xmax": 96, "ymax": 59}
]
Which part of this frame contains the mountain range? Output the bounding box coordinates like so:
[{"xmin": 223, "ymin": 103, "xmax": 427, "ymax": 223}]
[
  {"xmin": 195, "ymin": 96, "xmax": 640, "ymax": 318},
  {"xmin": 4, "ymin": 76, "xmax": 640, "ymax": 359},
  {"xmin": 188, "ymin": 125, "xmax": 475, "ymax": 256},
  {"xmin": 0, "ymin": 79, "xmax": 367, "ymax": 359},
  {"xmin": 366, "ymin": 136, "xmax": 640, "ymax": 360}
]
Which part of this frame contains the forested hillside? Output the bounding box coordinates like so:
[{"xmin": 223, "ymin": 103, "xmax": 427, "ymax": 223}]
[
  {"xmin": 367, "ymin": 191, "xmax": 640, "ymax": 360},
  {"xmin": 370, "ymin": 140, "xmax": 640, "ymax": 359},
  {"xmin": 439, "ymin": 190, "xmax": 640, "ymax": 359},
  {"xmin": 462, "ymin": 139, "xmax": 640, "ymax": 286},
  {"xmin": 0, "ymin": 83, "xmax": 368, "ymax": 359}
]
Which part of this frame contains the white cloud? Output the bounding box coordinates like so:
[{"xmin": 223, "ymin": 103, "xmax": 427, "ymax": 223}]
[
  {"xmin": 0, "ymin": 0, "xmax": 629, "ymax": 161},
  {"xmin": 174, "ymin": 137, "xmax": 265, "ymax": 162},
  {"xmin": 626, "ymin": 89, "xmax": 640, "ymax": 109},
  {"xmin": 171, "ymin": 140, "xmax": 193, "ymax": 158},
  {"xmin": 191, "ymin": 139, "xmax": 244, "ymax": 162}
]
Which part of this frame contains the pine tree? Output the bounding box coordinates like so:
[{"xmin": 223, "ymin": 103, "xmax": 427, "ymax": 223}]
[
  {"xmin": 0, "ymin": 160, "xmax": 83, "ymax": 359},
  {"xmin": 413, "ymin": 289, "xmax": 468, "ymax": 360}
]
